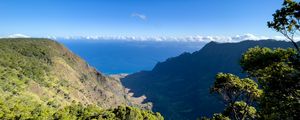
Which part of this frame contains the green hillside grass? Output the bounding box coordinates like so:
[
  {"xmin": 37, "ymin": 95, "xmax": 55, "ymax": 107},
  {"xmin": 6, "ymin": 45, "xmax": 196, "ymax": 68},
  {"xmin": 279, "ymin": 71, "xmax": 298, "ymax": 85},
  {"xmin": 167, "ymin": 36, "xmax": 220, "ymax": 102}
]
[
  {"xmin": 0, "ymin": 38, "xmax": 163, "ymax": 119},
  {"xmin": 122, "ymin": 40, "xmax": 295, "ymax": 120}
]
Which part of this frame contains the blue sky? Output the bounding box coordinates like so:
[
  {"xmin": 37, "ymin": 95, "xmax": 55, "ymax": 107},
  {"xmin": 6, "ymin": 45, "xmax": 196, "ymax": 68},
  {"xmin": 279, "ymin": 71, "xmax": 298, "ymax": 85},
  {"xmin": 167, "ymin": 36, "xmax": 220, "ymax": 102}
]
[{"xmin": 0, "ymin": 0, "xmax": 285, "ymax": 39}]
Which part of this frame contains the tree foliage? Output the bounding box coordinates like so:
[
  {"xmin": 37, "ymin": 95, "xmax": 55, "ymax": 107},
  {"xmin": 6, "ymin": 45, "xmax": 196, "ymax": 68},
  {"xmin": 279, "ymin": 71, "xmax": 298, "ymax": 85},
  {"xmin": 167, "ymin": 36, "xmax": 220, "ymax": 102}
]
[
  {"xmin": 209, "ymin": 73, "xmax": 261, "ymax": 120},
  {"xmin": 0, "ymin": 96, "xmax": 164, "ymax": 120},
  {"xmin": 268, "ymin": 0, "xmax": 300, "ymax": 52},
  {"xmin": 242, "ymin": 47, "xmax": 300, "ymax": 119},
  {"xmin": 204, "ymin": 0, "xmax": 300, "ymax": 119},
  {"xmin": 206, "ymin": 47, "xmax": 300, "ymax": 120}
]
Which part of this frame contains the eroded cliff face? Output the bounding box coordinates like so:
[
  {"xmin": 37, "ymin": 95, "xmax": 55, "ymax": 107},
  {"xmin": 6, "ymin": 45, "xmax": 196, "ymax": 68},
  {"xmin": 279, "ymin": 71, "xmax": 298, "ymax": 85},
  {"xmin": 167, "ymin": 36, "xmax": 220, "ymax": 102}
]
[{"xmin": 0, "ymin": 38, "xmax": 149, "ymax": 109}]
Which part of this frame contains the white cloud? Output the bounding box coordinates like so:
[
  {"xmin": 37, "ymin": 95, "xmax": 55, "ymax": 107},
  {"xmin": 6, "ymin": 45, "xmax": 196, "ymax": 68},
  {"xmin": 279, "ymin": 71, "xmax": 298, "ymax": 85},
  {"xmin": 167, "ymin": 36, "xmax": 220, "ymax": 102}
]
[
  {"xmin": 46, "ymin": 35, "xmax": 57, "ymax": 40},
  {"xmin": 2, "ymin": 33, "xmax": 298, "ymax": 43},
  {"xmin": 70, "ymin": 34, "xmax": 297, "ymax": 43},
  {"xmin": 231, "ymin": 33, "xmax": 269, "ymax": 41},
  {"xmin": 1, "ymin": 34, "xmax": 31, "ymax": 38},
  {"xmin": 131, "ymin": 13, "xmax": 147, "ymax": 20}
]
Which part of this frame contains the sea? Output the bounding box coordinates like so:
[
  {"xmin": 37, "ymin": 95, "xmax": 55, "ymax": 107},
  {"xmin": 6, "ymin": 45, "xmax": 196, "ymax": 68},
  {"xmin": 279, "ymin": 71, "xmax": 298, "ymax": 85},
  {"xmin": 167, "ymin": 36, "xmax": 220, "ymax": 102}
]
[{"xmin": 58, "ymin": 39, "xmax": 205, "ymax": 74}]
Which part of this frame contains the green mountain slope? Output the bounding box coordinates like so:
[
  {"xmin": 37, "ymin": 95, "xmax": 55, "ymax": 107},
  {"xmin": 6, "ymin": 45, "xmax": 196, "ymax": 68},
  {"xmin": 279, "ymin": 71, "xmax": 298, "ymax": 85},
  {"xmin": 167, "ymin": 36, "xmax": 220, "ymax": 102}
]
[
  {"xmin": 0, "ymin": 38, "xmax": 162, "ymax": 119},
  {"xmin": 122, "ymin": 40, "xmax": 297, "ymax": 120}
]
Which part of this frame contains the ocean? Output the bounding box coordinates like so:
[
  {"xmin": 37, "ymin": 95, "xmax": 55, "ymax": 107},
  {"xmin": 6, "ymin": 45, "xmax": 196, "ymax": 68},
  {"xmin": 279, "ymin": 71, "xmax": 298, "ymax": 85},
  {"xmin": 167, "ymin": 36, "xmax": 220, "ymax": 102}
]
[{"xmin": 58, "ymin": 39, "xmax": 205, "ymax": 74}]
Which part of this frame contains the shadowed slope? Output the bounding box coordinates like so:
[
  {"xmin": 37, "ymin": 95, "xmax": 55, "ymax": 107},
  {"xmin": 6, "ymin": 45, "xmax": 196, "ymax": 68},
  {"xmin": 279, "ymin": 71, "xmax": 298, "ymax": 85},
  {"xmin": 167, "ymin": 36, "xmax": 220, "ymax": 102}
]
[{"xmin": 122, "ymin": 40, "xmax": 296, "ymax": 120}]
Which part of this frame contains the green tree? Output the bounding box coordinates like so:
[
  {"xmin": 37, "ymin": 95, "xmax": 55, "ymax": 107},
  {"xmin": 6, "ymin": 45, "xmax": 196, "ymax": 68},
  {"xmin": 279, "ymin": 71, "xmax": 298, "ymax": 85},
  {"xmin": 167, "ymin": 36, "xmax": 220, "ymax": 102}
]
[
  {"xmin": 205, "ymin": 0, "xmax": 300, "ymax": 119},
  {"xmin": 241, "ymin": 47, "xmax": 300, "ymax": 119},
  {"xmin": 267, "ymin": 0, "xmax": 300, "ymax": 53},
  {"xmin": 264, "ymin": 0, "xmax": 300, "ymax": 118},
  {"xmin": 209, "ymin": 73, "xmax": 261, "ymax": 120},
  {"xmin": 206, "ymin": 47, "xmax": 299, "ymax": 120}
]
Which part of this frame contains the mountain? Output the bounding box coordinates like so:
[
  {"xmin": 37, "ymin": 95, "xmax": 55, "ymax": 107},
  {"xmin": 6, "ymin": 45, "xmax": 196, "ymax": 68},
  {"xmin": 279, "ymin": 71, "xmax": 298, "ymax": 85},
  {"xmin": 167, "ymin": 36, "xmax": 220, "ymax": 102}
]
[
  {"xmin": 122, "ymin": 40, "xmax": 296, "ymax": 120},
  {"xmin": 0, "ymin": 38, "xmax": 163, "ymax": 119}
]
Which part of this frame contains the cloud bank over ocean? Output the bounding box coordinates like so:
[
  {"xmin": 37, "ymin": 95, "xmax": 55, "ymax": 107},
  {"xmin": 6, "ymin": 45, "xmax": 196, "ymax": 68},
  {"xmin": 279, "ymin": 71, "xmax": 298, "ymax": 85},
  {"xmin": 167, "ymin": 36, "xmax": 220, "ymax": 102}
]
[
  {"xmin": 0, "ymin": 33, "xmax": 297, "ymax": 43},
  {"xmin": 0, "ymin": 34, "xmax": 31, "ymax": 38}
]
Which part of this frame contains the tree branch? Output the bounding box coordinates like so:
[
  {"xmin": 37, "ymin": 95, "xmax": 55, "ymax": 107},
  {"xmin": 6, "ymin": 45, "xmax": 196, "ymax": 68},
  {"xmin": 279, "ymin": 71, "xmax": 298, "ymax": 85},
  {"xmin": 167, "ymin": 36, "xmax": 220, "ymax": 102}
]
[
  {"xmin": 241, "ymin": 104, "xmax": 249, "ymax": 120},
  {"xmin": 280, "ymin": 30, "xmax": 300, "ymax": 54}
]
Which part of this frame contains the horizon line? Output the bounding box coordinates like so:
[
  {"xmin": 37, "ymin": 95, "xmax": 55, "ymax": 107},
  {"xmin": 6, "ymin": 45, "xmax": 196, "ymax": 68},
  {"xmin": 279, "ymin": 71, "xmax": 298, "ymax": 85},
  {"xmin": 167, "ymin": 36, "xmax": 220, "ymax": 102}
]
[{"xmin": 0, "ymin": 33, "xmax": 295, "ymax": 43}]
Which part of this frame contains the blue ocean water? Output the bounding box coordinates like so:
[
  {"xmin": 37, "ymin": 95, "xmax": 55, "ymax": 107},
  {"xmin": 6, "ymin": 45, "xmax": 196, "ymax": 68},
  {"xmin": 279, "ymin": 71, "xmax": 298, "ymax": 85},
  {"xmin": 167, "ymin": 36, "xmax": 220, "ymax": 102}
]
[{"xmin": 58, "ymin": 39, "xmax": 205, "ymax": 74}]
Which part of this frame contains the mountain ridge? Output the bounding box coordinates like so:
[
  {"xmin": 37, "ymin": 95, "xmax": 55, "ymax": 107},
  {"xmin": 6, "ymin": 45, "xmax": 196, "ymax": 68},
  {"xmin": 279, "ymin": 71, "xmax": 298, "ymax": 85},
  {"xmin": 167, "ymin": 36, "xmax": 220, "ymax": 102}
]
[
  {"xmin": 122, "ymin": 39, "xmax": 297, "ymax": 120},
  {"xmin": 0, "ymin": 38, "xmax": 150, "ymax": 109}
]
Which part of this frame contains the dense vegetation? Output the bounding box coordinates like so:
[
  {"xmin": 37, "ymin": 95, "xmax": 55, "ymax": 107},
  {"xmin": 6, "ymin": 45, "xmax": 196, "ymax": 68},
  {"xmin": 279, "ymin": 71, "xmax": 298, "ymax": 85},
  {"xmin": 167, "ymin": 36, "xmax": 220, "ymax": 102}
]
[
  {"xmin": 0, "ymin": 97, "xmax": 163, "ymax": 120},
  {"xmin": 205, "ymin": 47, "xmax": 299, "ymax": 120},
  {"xmin": 0, "ymin": 38, "xmax": 163, "ymax": 120}
]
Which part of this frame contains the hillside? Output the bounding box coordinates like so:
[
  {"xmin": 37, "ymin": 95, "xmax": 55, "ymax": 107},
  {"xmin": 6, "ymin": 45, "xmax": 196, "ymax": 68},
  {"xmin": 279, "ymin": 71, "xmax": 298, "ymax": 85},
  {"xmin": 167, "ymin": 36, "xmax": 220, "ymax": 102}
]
[
  {"xmin": 122, "ymin": 40, "xmax": 296, "ymax": 120},
  {"xmin": 0, "ymin": 38, "xmax": 162, "ymax": 119}
]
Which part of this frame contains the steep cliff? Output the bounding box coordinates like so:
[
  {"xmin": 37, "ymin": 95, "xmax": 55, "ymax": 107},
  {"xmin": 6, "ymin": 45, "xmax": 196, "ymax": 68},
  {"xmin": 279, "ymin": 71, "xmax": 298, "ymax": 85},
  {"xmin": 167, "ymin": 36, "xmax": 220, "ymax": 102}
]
[
  {"xmin": 122, "ymin": 40, "xmax": 296, "ymax": 120},
  {"xmin": 0, "ymin": 38, "xmax": 147, "ymax": 109}
]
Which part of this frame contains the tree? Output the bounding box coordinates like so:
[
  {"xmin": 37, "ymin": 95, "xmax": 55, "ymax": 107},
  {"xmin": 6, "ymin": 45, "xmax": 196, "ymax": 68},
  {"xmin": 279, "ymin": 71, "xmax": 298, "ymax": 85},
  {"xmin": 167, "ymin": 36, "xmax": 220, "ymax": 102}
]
[
  {"xmin": 268, "ymin": 0, "xmax": 300, "ymax": 53},
  {"xmin": 209, "ymin": 73, "xmax": 261, "ymax": 120},
  {"xmin": 241, "ymin": 47, "xmax": 300, "ymax": 119},
  {"xmin": 206, "ymin": 47, "xmax": 300, "ymax": 120},
  {"xmin": 204, "ymin": 0, "xmax": 300, "ymax": 119},
  {"xmin": 207, "ymin": 47, "xmax": 300, "ymax": 120}
]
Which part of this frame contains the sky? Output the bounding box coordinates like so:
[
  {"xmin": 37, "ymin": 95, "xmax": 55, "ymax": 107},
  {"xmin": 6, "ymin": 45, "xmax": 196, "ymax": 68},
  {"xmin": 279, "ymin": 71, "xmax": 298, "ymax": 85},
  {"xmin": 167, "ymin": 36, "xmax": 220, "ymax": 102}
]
[{"xmin": 0, "ymin": 0, "xmax": 287, "ymax": 41}]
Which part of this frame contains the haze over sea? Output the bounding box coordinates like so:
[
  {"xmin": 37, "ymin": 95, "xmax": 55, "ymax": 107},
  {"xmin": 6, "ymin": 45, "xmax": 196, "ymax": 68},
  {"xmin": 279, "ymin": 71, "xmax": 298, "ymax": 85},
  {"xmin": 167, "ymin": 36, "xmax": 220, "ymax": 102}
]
[{"xmin": 59, "ymin": 39, "xmax": 205, "ymax": 74}]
